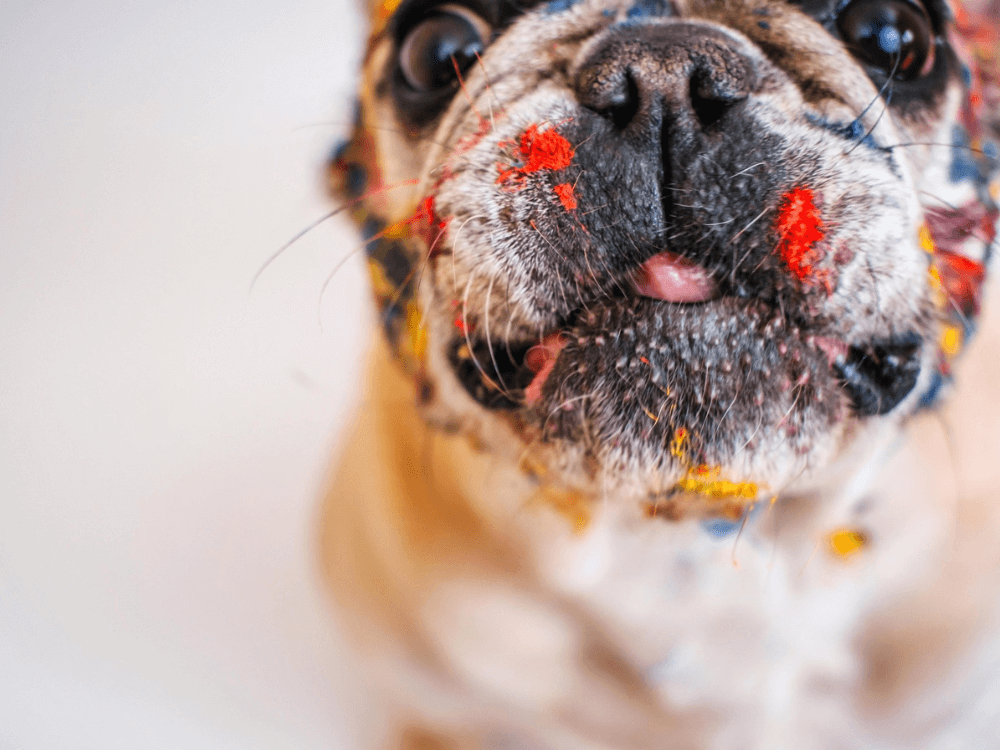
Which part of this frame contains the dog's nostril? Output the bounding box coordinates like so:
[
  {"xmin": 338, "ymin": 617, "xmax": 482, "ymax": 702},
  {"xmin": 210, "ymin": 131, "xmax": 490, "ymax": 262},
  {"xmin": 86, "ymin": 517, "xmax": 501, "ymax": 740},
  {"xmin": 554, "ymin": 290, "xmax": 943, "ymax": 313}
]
[
  {"xmin": 611, "ymin": 70, "xmax": 642, "ymax": 130},
  {"xmin": 580, "ymin": 68, "xmax": 642, "ymax": 130},
  {"xmin": 836, "ymin": 333, "xmax": 923, "ymax": 416},
  {"xmin": 689, "ymin": 73, "xmax": 741, "ymax": 130}
]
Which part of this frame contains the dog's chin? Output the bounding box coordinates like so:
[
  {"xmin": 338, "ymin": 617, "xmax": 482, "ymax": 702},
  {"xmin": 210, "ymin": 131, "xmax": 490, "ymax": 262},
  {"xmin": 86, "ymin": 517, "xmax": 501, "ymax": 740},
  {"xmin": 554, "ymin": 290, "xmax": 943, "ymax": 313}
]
[{"xmin": 435, "ymin": 256, "xmax": 926, "ymax": 501}]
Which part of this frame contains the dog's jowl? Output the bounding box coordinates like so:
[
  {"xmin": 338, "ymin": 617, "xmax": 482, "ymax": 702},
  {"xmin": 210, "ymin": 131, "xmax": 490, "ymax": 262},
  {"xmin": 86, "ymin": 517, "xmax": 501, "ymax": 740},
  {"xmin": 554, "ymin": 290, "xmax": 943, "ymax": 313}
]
[{"xmin": 322, "ymin": 0, "xmax": 1000, "ymax": 747}]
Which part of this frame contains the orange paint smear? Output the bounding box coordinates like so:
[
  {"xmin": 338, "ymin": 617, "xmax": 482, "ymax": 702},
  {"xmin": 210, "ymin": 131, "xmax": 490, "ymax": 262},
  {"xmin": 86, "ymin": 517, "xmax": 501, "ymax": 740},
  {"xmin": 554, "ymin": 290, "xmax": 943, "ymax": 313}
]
[
  {"xmin": 553, "ymin": 182, "xmax": 577, "ymax": 211},
  {"xmin": 497, "ymin": 124, "xmax": 575, "ymax": 189},
  {"xmin": 774, "ymin": 186, "xmax": 827, "ymax": 288}
]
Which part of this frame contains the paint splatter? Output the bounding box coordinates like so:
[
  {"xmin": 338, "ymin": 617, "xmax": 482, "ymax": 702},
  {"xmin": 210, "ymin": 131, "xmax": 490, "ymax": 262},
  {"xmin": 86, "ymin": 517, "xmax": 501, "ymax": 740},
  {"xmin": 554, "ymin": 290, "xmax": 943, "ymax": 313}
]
[
  {"xmin": 829, "ymin": 528, "xmax": 867, "ymax": 558},
  {"xmin": 496, "ymin": 123, "xmax": 575, "ymax": 189},
  {"xmin": 393, "ymin": 195, "xmax": 450, "ymax": 256},
  {"xmin": 553, "ymin": 182, "xmax": 577, "ymax": 211},
  {"xmin": 774, "ymin": 186, "xmax": 828, "ymax": 288},
  {"xmin": 451, "ymin": 300, "xmax": 474, "ymax": 334},
  {"xmin": 530, "ymin": 485, "xmax": 592, "ymax": 533},
  {"xmin": 672, "ymin": 471, "xmax": 759, "ymax": 501},
  {"xmin": 669, "ymin": 427, "xmax": 689, "ymax": 460},
  {"xmin": 455, "ymin": 116, "xmax": 494, "ymax": 154},
  {"xmin": 936, "ymin": 248, "xmax": 986, "ymax": 318}
]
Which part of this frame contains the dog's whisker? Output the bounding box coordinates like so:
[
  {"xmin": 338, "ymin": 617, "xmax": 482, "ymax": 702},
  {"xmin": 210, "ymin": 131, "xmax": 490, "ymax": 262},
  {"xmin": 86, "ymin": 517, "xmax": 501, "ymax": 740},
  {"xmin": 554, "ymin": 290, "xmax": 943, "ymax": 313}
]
[
  {"xmin": 846, "ymin": 52, "xmax": 900, "ymax": 156},
  {"xmin": 460, "ymin": 268, "xmax": 504, "ymax": 393},
  {"xmin": 483, "ymin": 276, "xmax": 513, "ymax": 396},
  {"xmin": 317, "ymin": 244, "xmax": 368, "ymax": 331},
  {"xmin": 250, "ymin": 179, "xmax": 420, "ymax": 294},
  {"xmin": 473, "ymin": 50, "xmax": 505, "ymax": 127},
  {"xmin": 728, "ymin": 161, "xmax": 767, "ymax": 178}
]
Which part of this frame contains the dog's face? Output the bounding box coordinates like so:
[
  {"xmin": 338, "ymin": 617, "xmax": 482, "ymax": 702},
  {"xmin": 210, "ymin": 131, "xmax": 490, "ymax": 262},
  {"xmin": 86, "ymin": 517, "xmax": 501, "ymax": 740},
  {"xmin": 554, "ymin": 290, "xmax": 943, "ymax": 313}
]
[{"xmin": 332, "ymin": 0, "xmax": 995, "ymax": 513}]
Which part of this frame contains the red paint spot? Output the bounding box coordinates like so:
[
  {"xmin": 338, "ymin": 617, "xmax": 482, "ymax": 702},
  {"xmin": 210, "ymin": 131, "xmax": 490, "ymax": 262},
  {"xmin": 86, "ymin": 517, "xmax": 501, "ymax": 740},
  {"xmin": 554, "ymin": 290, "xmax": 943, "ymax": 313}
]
[
  {"xmin": 496, "ymin": 123, "xmax": 575, "ymax": 189},
  {"xmin": 936, "ymin": 249, "xmax": 986, "ymax": 317},
  {"xmin": 450, "ymin": 300, "xmax": 474, "ymax": 335},
  {"xmin": 774, "ymin": 186, "xmax": 827, "ymax": 288},
  {"xmin": 409, "ymin": 195, "xmax": 451, "ymax": 256},
  {"xmin": 456, "ymin": 116, "xmax": 493, "ymax": 153},
  {"xmin": 453, "ymin": 315, "xmax": 471, "ymax": 334},
  {"xmin": 553, "ymin": 182, "xmax": 577, "ymax": 211}
]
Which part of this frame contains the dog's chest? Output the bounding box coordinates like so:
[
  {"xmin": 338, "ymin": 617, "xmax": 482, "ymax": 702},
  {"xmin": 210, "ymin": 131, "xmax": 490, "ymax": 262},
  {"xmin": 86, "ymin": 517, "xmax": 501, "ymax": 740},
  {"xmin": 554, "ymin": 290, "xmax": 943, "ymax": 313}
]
[{"xmin": 519, "ymin": 425, "xmax": 954, "ymax": 742}]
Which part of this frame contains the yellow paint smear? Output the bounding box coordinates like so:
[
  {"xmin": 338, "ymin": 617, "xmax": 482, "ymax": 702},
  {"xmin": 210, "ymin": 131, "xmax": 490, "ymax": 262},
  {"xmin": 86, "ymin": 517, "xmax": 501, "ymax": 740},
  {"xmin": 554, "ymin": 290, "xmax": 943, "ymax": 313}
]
[
  {"xmin": 372, "ymin": 0, "xmax": 403, "ymax": 35},
  {"xmin": 669, "ymin": 427, "xmax": 689, "ymax": 460},
  {"xmin": 829, "ymin": 528, "xmax": 867, "ymax": 558},
  {"xmin": 918, "ymin": 223, "xmax": 936, "ymax": 254},
  {"xmin": 368, "ymin": 258, "xmax": 395, "ymax": 299},
  {"xmin": 530, "ymin": 486, "xmax": 591, "ymax": 534},
  {"xmin": 674, "ymin": 474, "xmax": 759, "ymax": 501},
  {"xmin": 940, "ymin": 325, "xmax": 963, "ymax": 358},
  {"xmin": 382, "ymin": 221, "xmax": 412, "ymax": 240},
  {"xmin": 405, "ymin": 303, "xmax": 427, "ymax": 361}
]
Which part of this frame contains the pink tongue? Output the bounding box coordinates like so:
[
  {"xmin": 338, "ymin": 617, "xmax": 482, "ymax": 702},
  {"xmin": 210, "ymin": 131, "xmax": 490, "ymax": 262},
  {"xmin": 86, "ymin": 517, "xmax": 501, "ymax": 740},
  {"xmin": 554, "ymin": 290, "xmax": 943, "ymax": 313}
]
[
  {"xmin": 635, "ymin": 251, "xmax": 719, "ymax": 303},
  {"xmin": 523, "ymin": 254, "xmax": 717, "ymax": 407},
  {"xmin": 524, "ymin": 334, "xmax": 567, "ymax": 406}
]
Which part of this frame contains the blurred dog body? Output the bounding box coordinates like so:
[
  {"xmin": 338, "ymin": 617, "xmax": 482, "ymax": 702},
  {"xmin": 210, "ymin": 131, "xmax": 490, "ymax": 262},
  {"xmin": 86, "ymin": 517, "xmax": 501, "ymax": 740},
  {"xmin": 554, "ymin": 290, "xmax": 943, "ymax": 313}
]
[{"xmin": 320, "ymin": 0, "xmax": 1000, "ymax": 747}]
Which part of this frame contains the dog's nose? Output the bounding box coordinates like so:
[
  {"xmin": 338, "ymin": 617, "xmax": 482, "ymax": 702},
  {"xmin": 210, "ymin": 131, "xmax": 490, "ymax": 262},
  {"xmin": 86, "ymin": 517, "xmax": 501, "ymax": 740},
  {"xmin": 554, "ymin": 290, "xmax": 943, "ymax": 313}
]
[{"xmin": 575, "ymin": 23, "xmax": 756, "ymax": 136}]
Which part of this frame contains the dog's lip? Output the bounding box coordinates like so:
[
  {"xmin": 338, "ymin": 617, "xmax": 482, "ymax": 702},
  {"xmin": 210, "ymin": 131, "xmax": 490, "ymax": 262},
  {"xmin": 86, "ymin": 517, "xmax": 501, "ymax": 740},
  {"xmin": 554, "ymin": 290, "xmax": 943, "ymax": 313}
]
[
  {"xmin": 522, "ymin": 253, "xmax": 720, "ymax": 405},
  {"xmin": 520, "ymin": 314, "xmax": 850, "ymax": 409},
  {"xmin": 633, "ymin": 251, "xmax": 721, "ymax": 303},
  {"xmin": 524, "ymin": 333, "xmax": 568, "ymax": 406}
]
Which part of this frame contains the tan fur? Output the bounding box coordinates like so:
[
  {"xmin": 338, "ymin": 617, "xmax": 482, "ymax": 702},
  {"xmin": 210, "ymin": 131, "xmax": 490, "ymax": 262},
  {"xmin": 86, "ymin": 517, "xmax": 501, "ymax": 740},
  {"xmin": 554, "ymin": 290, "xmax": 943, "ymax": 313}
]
[
  {"xmin": 322, "ymin": 281, "xmax": 1000, "ymax": 748},
  {"xmin": 322, "ymin": 0, "xmax": 1000, "ymax": 745}
]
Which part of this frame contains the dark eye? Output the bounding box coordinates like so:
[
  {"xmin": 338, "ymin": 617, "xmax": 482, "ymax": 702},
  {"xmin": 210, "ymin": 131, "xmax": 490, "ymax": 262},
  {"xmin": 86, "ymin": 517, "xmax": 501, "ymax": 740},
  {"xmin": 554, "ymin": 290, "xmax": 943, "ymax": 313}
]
[
  {"xmin": 399, "ymin": 6, "xmax": 490, "ymax": 92},
  {"xmin": 837, "ymin": 0, "xmax": 935, "ymax": 81}
]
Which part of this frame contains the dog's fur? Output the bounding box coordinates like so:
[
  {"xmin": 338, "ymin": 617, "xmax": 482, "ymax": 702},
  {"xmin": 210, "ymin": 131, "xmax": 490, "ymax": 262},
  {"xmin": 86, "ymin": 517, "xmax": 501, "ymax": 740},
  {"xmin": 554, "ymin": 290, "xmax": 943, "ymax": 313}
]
[{"xmin": 320, "ymin": 0, "xmax": 1000, "ymax": 747}]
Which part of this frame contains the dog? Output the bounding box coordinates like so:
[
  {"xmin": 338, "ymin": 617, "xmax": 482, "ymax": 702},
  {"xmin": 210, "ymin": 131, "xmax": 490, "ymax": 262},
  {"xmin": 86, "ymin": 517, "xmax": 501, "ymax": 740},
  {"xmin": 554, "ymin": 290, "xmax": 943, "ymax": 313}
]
[{"xmin": 320, "ymin": 0, "xmax": 1000, "ymax": 746}]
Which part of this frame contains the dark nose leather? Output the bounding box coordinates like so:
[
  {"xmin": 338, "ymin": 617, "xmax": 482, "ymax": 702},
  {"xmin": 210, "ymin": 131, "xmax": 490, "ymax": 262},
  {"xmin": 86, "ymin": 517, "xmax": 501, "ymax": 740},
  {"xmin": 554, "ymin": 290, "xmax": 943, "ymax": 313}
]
[{"xmin": 575, "ymin": 23, "xmax": 757, "ymax": 141}]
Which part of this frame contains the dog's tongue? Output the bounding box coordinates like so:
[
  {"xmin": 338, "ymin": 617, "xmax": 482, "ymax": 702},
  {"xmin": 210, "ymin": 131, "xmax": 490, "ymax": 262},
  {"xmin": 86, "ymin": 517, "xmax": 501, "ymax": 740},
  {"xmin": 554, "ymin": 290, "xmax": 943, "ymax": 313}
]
[
  {"xmin": 523, "ymin": 253, "xmax": 719, "ymax": 406},
  {"xmin": 634, "ymin": 251, "xmax": 719, "ymax": 303}
]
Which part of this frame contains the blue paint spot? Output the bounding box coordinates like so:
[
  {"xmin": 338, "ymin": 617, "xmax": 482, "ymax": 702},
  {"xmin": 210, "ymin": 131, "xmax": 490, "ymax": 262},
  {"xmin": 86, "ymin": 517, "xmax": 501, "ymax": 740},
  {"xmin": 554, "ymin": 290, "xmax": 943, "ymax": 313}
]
[
  {"xmin": 626, "ymin": 0, "xmax": 670, "ymax": 20},
  {"xmin": 950, "ymin": 125, "xmax": 982, "ymax": 184},
  {"xmin": 700, "ymin": 501, "xmax": 766, "ymax": 539},
  {"xmin": 835, "ymin": 118, "xmax": 879, "ymax": 150},
  {"xmin": 361, "ymin": 216, "xmax": 384, "ymax": 243},
  {"xmin": 917, "ymin": 368, "xmax": 948, "ymax": 410},
  {"xmin": 803, "ymin": 114, "xmax": 884, "ymax": 153},
  {"xmin": 701, "ymin": 518, "xmax": 742, "ymax": 538},
  {"xmin": 544, "ymin": 0, "xmax": 581, "ymax": 14},
  {"xmin": 380, "ymin": 241, "xmax": 415, "ymax": 288},
  {"xmin": 602, "ymin": 8, "xmax": 615, "ymax": 16},
  {"xmin": 962, "ymin": 64, "xmax": 974, "ymax": 89},
  {"xmin": 330, "ymin": 138, "xmax": 350, "ymax": 163},
  {"xmin": 345, "ymin": 163, "xmax": 368, "ymax": 198}
]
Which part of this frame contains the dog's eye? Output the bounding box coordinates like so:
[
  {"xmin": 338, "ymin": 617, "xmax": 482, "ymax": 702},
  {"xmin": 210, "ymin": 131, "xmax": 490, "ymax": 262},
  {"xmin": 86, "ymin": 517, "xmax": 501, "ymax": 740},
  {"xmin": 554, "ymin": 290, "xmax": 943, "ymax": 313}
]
[
  {"xmin": 837, "ymin": 0, "xmax": 934, "ymax": 81},
  {"xmin": 398, "ymin": 6, "xmax": 490, "ymax": 92}
]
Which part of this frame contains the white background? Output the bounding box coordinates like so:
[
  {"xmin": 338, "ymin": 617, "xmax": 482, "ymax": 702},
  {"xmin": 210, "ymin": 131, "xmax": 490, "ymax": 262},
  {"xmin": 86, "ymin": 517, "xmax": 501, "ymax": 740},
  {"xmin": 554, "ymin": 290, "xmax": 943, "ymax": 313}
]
[{"xmin": 0, "ymin": 1, "xmax": 371, "ymax": 747}]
